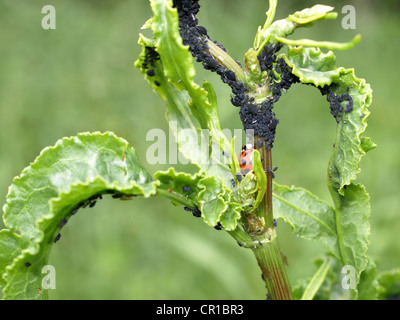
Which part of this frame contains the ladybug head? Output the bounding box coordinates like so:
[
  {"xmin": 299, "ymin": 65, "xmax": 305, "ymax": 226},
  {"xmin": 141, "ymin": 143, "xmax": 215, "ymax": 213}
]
[{"xmin": 242, "ymin": 143, "xmax": 253, "ymax": 151}]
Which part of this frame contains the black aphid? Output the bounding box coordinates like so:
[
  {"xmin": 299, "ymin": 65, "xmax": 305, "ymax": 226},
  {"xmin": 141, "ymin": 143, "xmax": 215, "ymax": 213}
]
[
  {"xmin": 71, "ymin": 208, "xmax": 78, "ymax": 215},
  {"xmin": 235, "ymin": 173, "xmax": 242, "ymax": 182},
  {"xmin": 231, "ymin": 178, "xmax": 236, "ymax": 188},
  {"xmin": 214, "ymin": 222, "xmax": 222, "ymax": 230},
  {"xmin": 54, "ymin": 233, "xmax": 61, "ymax": 243},
  {"xmin": 184, "ymin": 206, "xmax": 201, "ymax": 217},
  {"xmin": 182, "ymin": 186, "xmax": 192, "ymax": 192},
  {"xmin": 192, "ymin": 206, "xmax": 201, "ymax": 217},
  {"xmin": 147, "ymin": 69, "xmax": 156, "ymax": 77},
  {"xmin": 273, "ymin": 219, "xmax": 278, "ymax": 227},
  {"xmin": 267, "ymin": 166, "xmax": 275, "ymax": 178},
  {"xmin": 224, "ymin": 70, "xmax": 236, "ymax": 81},
  {"xmin": 25, "ymin": 262, "xmax": 31, "ymax": 268},
  {"xmin": 196, "ymin": 25, "xmax": 207, "ymax": 36},
  {"xmin": 154, "ymin": 81, "xmax": 161, "ymax": 87},
  {"xmin": 89, "ymin": 201, "xmax": 96, "ymax": 208},
  {"xmin": 59, "ymin": 218, "xmax": 68, "ymax": 228},
  {"xmin": 222, "ymin": 151, "xmax": 229, "ymax": 158}
]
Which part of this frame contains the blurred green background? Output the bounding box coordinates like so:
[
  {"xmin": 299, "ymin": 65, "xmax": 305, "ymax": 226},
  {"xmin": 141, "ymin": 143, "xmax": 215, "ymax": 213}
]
[{"xmin": 0, "ymin": 0, "xmax": 399, "ymax": 299}]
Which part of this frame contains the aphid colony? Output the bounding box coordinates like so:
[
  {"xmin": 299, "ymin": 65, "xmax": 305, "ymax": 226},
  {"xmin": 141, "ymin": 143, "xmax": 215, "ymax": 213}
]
[
  {"xmin": 173, "ymin": 0, "xmax": 355, "ymax": 147},
  {"xmin": 172, "ymin": 0, "xmax": 301, "ymax": 150},
  {"xmin": 142, "ymin": 46, "xmax": 161, "ymax": 87},
  {"xmin": 318, "ymin": 84, "xmax": 354, "ymax": 123}
]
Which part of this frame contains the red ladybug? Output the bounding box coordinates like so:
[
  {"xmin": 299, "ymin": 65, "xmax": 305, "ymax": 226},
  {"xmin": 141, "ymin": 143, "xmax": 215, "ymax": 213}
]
[{"xmin": 239, "ymin": 144, "xmax": 254, "ymax": 175}]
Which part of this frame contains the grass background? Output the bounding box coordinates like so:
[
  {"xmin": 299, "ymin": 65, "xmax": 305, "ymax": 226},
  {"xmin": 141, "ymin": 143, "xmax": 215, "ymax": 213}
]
[{"xmin": 0, "ymin": 0, "xmax": 399, "ymax": 299}]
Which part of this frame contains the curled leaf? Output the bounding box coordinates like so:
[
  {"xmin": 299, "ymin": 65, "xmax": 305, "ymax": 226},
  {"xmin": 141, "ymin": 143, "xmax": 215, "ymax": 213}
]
[{"xmin": 0, "ymin": 132, "xmax": 158, "ymax": 299}]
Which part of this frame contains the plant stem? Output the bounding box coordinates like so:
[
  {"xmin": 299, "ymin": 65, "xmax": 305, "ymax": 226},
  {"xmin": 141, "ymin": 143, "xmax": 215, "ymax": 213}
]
[
  {"xmin": 253, "ymin": 135, "xmax": 293, "ymax": 299},
  {"xmin": 252, "ymin": 233, "xmax": 293, "ymax": 300},
  {"xmin": 206, "ymin": 40, "xmax": 247, "ymax": 83}
]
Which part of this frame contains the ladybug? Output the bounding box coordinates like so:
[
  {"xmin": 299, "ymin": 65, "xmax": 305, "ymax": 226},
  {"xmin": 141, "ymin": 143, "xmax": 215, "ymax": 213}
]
[{"xmin": 239, "ymin": 144, "xmax": 254, "ymax": 175}]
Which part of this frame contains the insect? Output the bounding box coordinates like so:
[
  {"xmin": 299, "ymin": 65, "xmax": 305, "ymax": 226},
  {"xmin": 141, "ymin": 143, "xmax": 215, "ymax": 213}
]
[{"xmin": 239, "ymin": 144, "xmax": 254, "ymax": 175}]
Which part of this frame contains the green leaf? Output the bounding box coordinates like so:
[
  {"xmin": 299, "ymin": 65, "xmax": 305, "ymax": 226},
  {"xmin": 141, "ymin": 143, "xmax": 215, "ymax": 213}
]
[
  {"xmin": 252, "ymin": 150, "xmax": 267, "ymax": 210},
  {"xmin": 0, "ymin": 230, "xmax": 28, "ymax": 289},
  {"xmin": 281, "ymin": 45, "xmax": 373, "ymax": 298},
  {"xmin": 358, "ymin": 257, "xmax": 379, "ymax": 300},
  {"xmin": 273, "ymin": 183, "xmax": 340, "ymax": 259},
  {"xmin": 301, "ymin": 257, "xmax": 332, "ymax": 300},
  {"xmin": 329, "ymin": 183, "xmax": 371, "ymax": 299},
  {"xmin": 288, "ymin": 5, "xmax": 337, "ymax": 25},
  {"xmin": 197, "ymin": 176, "xmax": 228, "ymax": 228},
  {"xmin": 135, "ymin": 2, "xmax": 234, "ymax": 190},
  {"xmin": 283, "ymin": 46, "xmax": 374, "ymax": 194},
  {"xmin": 1, "ymin": 132, "xmax": 157, "ymax": 299},
  {"xmin": 154, "ymin": 167, "xmax": 205, "ymax": 208},
  {"xmin": 136, "ymin": 39, "xmax": 243, "ymax": 229},
  {"xmin": 255, "ymin": 5, "xmax": 338, "ymax": 53},
  {"xmin": 148, "ymin": 0, "xmax": 232, "ymax": 158},
  {"xmin": 275, "ymin": 34, "xmax": 361, "ymax": 51},
  {"xmin": 219, "ymin": 200, "xmax": 241, "ymax": 231},
  {"xmin": 377, "ymin": 269, "xmax": 400, "ymax": 300}
]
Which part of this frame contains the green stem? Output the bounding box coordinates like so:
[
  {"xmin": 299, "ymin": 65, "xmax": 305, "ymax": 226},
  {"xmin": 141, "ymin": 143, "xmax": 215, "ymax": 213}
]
[
  {"xmin": 228, "ymin": 135, "xmax": 293, "ymax": 299},
  {"xmin": 252, "ymin": 229, "xmax": 293, "ymax": 300},
  {"xmin": 301, "ymin": 257, "xmax": 331, "ymax": 300},
  {"xmin": 206, "ymin": 39, "xmax": 247, "ymax": 83},
  {"xmin": 255, "ymin": 137, "xmax": 293, "ymax": 299},
  {"xmin": 156, "ymin": 188, "xmax": 196, "ymax": 208}
]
